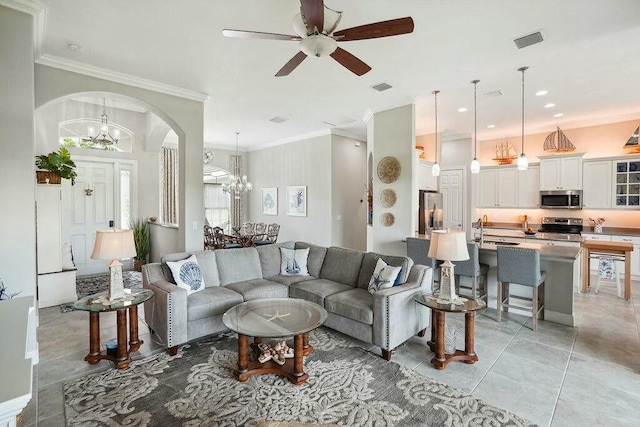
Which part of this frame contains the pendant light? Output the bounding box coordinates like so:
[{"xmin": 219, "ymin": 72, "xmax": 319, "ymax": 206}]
[
  {"xmin": 431, "ymin": 90, "xmax": 441, "ymax": 177},
  {"xmin": 517, "ymin": 66, "xmax": 529, "ymax": 171},
  {"xmin": 470, "ymin": 79, "xmax": 481, "ymax": 174}
]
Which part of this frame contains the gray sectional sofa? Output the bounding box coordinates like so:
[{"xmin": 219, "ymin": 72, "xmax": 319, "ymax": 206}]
[{"xmin": 142, "ymin": 242, "xmax": 433, "ymax": 360}]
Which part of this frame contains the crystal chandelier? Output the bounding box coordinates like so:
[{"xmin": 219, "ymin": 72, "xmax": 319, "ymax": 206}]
[
  {"xmin": 223, "ymin": 132, "xmax": 252, "ymax": 199},
  {"xmin": 85, "ymin": 99, "xmax": 120, "ymax": 145}
]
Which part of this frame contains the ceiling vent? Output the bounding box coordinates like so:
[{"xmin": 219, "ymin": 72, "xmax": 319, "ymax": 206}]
[
  {"xmin": 514, "ymin": 31, "xmax": 544, "ymax": 49},
  {"xmin": 484, "ymin": 90, "xmax": 503, "ymax": 98},
  {"xmin": 269, "ymin": 116, "xmax": 288, "ymax": 123},
  {"xmin": 371, "ymin": 82, "xmax": 392, "ymax": 92}
]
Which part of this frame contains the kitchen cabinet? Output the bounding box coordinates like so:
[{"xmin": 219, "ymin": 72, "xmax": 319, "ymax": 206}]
[
  {"xmin": 582, "ymin": 233, "xmax": 612, "ymax": 271},
  {"xmin": 517, "ymin": 165, "xmax": 540, "ymax": 208},
  {"xmin": 539, "ymin": 154, "xmax": 584, "ymax": 190},
  {"xmin": 583, "ymin": 160, "xmax": 612, "ymax": 208},
  {"xmin": 611, "ymin": 235, "xmax": 640, "ymax": 278},
  {"xmin": 614, "ymin": 160, "xmax": 640, "ymax": 208},
  {"xmin": 478, "ymin": 167, "xmax": 517, "ymax": 208},
  {"xmin": 416, "ymin": 160, "xmax": 438, "ymax": 191}
]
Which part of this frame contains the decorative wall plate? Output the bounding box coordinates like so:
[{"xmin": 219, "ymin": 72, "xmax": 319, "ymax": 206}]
[
  {"xmin": 380, "ymin": 188, "xmax": 397, "ymax": 208},
  {"xmin": 377, "ymin": 156, "xmax": 401, "ymax": 183},
  {"xmin": 381, "ymin": 213, "xmax": 395, "ymax": 227}
]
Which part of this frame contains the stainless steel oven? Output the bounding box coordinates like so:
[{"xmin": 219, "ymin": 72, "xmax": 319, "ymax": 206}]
[{"xmin": 540, "ymin": 190, "xmax": 582, "ymax": 209}]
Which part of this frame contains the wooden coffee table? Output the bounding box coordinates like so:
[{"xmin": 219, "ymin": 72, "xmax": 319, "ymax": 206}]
[
  {"xmin": 414, "ymin": 293, "xmax": 486, "ymax": 370},
  {"xmin": 222, "ymin": 298, "xmax": 327, "ymax": 385}
]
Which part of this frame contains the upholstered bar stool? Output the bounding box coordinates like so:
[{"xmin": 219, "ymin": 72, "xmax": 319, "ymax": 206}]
[
  {"xmin": 406, "ymin": 237, "xmax": 440, "ymax": 290},
  {"xmin": 496, "ymin": 246, "xmax": 546, "ymax": 331},
  {"xmin": 454, "ymin": 242, "xmax": 489, "ymax": 302}
]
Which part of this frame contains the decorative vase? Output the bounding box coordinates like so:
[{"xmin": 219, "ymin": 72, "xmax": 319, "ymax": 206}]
[
  {"xmin": 594, "ymin": 224, "xmax": 603, "ymax": 234},
  {"xmin": 444, "ymin": 324, "xmax": 462, "ymax": 354}
]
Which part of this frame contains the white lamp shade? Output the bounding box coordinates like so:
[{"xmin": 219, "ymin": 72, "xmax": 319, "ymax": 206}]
[
  {"xmin": 427, "ymin": 230, "xmax": 470, "ymax": 261},
  {"xmin": 91, "ymin": 229, "xmax": 137, "ymax": 260}
]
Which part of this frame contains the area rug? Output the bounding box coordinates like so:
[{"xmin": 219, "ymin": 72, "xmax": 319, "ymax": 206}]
[{"xmin": 63, "ymin": 328, "xmax": 530, "ymax": 427}]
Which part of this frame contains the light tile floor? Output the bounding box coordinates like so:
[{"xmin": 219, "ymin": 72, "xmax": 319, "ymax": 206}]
[{"xmin": 23, "ymin": 277, "xmax": 640, "ymax": 426}]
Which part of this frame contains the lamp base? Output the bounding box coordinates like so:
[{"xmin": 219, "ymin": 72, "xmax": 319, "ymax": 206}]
[
  {"xmin": 433, "ymin": 261, "xmax": 467, "ymax": 305},
  {"xmin": 107, "ymin": 259, "xmax": 126, "ymax": 301}
]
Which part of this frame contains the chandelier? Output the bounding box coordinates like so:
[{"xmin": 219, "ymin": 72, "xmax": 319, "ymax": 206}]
[
  {"xmin": 85, "ymin": 99, "xmax": 120, "ymax": 145},
  {"xmin": 222, "ymin": 132, "xmax": 252, "ymax": 199}
]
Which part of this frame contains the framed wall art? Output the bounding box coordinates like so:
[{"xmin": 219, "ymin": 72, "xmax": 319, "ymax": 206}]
[
  {"xmin": 286, "ymin": 185, "xmax": 307, "ymax": 217},
  {"xmin": 261, "ymin": 187, "xmax": 278, "ymax": 215}
]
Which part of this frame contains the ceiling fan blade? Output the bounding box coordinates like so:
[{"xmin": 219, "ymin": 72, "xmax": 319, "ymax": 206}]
[
  {"xmin": 222, "ymin": 29, "xmax": 301, "ymax": 41},
  {"xmin": 276, "ymin": 51, "xmax": 308, "ymax": 77},
  {"xmin": 300, "ymin": 0, "xmax": 324, "ymax": 33},
  {"xmin": 333, "ymin": 17, "xmax": 414, "ymax": 41},
  {"xmin": 330, "ymin": 47, "xmax": 371, "ymax": 76}
]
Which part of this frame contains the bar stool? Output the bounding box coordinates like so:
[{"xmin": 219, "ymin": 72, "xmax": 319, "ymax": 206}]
[
  {"xmin": 454, "ymin": 242, "xmax": 489, "ymax": 302},
  {"xmin": 497, "ymin": 246, "xmax": 546, "ymax": 331},
  {"xmin": 595, "ymin": 256, "xmax": 623, "ymax": 297},
  {"xmin": 406, "ymin": 237, "xmax": 440, "ymax": 290}
]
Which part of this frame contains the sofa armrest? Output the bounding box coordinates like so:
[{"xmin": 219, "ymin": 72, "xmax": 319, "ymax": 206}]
[
  {"xmin": 142, "ymin": 263, "xmax": 188, "ymax": 348},
  {"xmin": 372, "ymin": 265, "xmax": 432, "ymax": 351}
]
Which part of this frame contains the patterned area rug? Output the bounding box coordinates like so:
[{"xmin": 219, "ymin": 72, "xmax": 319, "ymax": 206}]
[{"xmin": 63, "ymin": 328, "xmax": 530, "ymax": 426}]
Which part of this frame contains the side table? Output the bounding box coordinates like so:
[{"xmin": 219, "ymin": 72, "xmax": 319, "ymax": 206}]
[
  {"xmin": 414, "ymin": 293, "xmax": 486, "ymax": 370},
  {"xmin": 74, "ymin": 288, "xmax": 153, "ymax": 369}
]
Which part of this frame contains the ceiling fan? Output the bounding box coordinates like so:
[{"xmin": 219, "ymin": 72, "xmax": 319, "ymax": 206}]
[{"xmin": 222, "ymin": 0, "xmax": 414, "ymax": 77}]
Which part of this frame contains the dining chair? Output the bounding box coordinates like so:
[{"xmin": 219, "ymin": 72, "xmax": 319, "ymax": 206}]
[
  {"xmin": 242, "ymin": 222, "xmax": 255, "ymax": 235},
  {"xmin": 254, "ymin": 223, "xmax": 280, "ymax": 245},
  {"xmin": 203, "ymin": 225, "xmax": 216, "ymax": 250},
  {"xmin": 213, "ymin": 226, "xmax": 242, "ymax": 249}
]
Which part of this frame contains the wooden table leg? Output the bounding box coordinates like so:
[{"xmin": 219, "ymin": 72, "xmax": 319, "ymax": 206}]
[
  {"xmin": 464, "ymin": 312, "xmax": 476, "ymax": 359},
  {"xmin": 432, "ymin": 311, "xmax": 446, "ymax": 369},
  {"xmin": 85, "ymin": 312, "xmax": 101, "ymax": 364},
  {"xmin": 115, "ymin": 308, "xmax": 131, "ymax": 369},
  {"xmin": 625, "ymin": 249, "xmax": 631, "ymax": 300},
  {"xmin": 582, "ymin": 247, "xmax": 590, "ymax": 293},
  {"xmin": 128, "ymin": 305, "xmax": 144, "ymax": 352},
  {"xmin": 293, "ymin": 334, "xmax": 304, "ymax": 379},
  {"xmin": 237, "ymin": 334, "xmax": 249, "ymax": 380},
  {"xmin": 302, "ymin": 332, "xmax": 313, "ymax": 356},
  {"xmin": 427, "ymin": 309, "xmax": 436, "ymax": 352}
]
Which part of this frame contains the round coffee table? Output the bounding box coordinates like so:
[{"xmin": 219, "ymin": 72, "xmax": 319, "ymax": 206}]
[
  {"xmin": 414, "ymin": 293, "xmax": 486, "ymax": 370},
  {"xmin": 222, "ymin": 298, "xmax": 327, "ymax": 385},
  {"xmin": 74, "ymin": 288, "xmax": 153, "ymax": 369}
]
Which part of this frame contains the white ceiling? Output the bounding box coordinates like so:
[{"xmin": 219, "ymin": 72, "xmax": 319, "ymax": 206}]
[{"xmin": 33, "ymin": 0, "xmax": 640, "ymax": 150}]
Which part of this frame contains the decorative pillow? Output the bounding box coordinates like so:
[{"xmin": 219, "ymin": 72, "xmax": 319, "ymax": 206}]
[
  {"xmin": 280, "ymin": 247, "xmax": 310, "ymax": 276},
  {"xmin": 368, "ymin": 258, "xmax": 402, "ymax": 294},
  {"xmin": 166, "ymin": 254, "xmax": 206, "ymax": 295},
  {"xmin": 61, "ymin": 242, "xmax": 76, "ymax": 270}
]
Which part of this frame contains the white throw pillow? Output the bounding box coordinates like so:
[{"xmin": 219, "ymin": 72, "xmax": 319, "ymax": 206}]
[
  {"xmin": 280, "ymin": 247, "xmax": 310, "ymax": 276},
  {"xmin": 166, "ymin": 254, "xmax": 206, "ymax": 295},
  {"xmin": 368, "ymin": 258, "xmax": 402, "ymax": 294},
  {"xmin": 61, "ymin": 242, "xmax": 76, "ymax": 270}
]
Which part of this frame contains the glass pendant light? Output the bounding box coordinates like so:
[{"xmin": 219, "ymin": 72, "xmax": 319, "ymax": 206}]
[
  {"xmin": 517, "ymin": 66, "xmax": 529, "ymax": 171},
  {"xmin": 470, "ymin": 79, "xmax": 481, "ymax": 174},
  {"xmin": 432, "ymin": 90, "xmax": 441, "ymax": 177}
]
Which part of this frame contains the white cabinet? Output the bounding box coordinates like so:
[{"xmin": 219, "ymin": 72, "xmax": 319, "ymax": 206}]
[
  {"xmin": 517, "ymin": 165, "xmax": 540, "ymax": 208},
  {"xmin": 539, "ymin": 154, "xmax": 584, "ymax": 190},
  {"xmin": 611, "ymin": 235, "xmax": 640, "ymax": 278},
  {"xmin": 477, "ymin": 167, "xmax": 518, "ymax": 208},
  {"xmin": 417, "ymin": 160, "xmax": 438, "ymax": 191},
  {"xmin": 583, "ymin": 161, "xmax": 612, "ymax": 208}
]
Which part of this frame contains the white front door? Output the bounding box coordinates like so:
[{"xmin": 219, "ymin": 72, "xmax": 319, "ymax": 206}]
[
  {"xmin": 441, "ymin": 168, "xmax": 465, "ymax": 230},
  {"xmin": 63, "ymin": 161, "xmax": 115, "ymax": 275}
]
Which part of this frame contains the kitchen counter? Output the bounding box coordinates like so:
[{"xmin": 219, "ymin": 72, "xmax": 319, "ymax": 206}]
[{"xmin": 477, "ymin": 221, "xmax": 640, "ymax": 237}]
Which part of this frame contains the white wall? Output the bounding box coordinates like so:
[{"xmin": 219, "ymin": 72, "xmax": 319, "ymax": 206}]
[
  {"xmin": 0, "ymin": 7, "xmax": 36, "ymax": 297},
  {"xmin": 368, "ymin": 105, "xmax": 416, "ymax": 256},
  {"xmin": 247, "ymin": 134, "xmax": 332, "ymax": 245}
]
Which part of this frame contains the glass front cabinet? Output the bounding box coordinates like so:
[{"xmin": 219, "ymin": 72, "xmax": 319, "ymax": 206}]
[{"xmin": 615, "ymin": 160, "xmax": 640, "ymax": 207}]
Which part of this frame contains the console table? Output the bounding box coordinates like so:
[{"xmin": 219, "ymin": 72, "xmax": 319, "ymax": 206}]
[{"xmin": 582, "ymin": 240, "xmax": 633, "ymax": 299}]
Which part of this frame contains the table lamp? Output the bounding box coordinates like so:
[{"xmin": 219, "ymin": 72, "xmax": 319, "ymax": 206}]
[
  {"xmin": 91, "ymin": 229, "xmax": 137, "ymax": 301},
  {"xmin": 428, "ymin": 230, "xmax": 470, "ymax": 304}
]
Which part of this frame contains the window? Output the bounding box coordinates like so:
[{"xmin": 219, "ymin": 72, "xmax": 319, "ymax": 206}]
[
  {"xmin": 161, "ymin": 147, "xmax": 179, "ymax": 224},
  {"xmin": 204, "ymin": 184, "xmax": 230, "ymax": 228},
  {"xmin": 120, "ymin": 170, "xmax": 131, "ymax": 227}
]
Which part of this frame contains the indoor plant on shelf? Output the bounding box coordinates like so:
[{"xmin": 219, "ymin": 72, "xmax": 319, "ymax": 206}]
[
  {"xmin": 35, "ymin": 147, "xmax": 77, "ymax": 185},
  {"xmin": 130, "ymin": 219, "xmax": 151, "ymax": 271}
]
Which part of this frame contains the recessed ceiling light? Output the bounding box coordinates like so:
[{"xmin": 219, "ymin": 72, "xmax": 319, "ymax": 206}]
[
  {"xmin": 458, "ymin": 107, "xmax": 468, "ymax": 113},
  {"xmin": 544, "ymin": 103, "xmax": 556, "ymax": 108},
  {"xmin": 553, "ymin": 113, "xmax": 564, "ymax": 118},
  {"xmin": 371, "ymin": 82, "xmax": 392, "ymax": 92},
  {"xmin": 487, "ymin": 124, "xmax": 496, "ymax": 129},
  {"xmin": 536, "ymin": 90, "xmax": 548, "ymax": 96}
]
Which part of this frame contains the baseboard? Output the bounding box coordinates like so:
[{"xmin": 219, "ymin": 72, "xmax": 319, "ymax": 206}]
[{"xmin": 544, "ymin": 310, "xmax": 574, "ymax": 327}]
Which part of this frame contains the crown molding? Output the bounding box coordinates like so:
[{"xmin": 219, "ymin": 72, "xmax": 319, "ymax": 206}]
[
  {"xmin": 251, "ymin": 129, "xmax": 332, "ymax": 152},
  {"xmin": 36, "ymin": 54, "xmax": 210, "ymax": 103},
  {"xmin": 331, "ymin": 128, "xmax": 366, "ymax": 142},
  {"xmin": 0, "ymin": 0, "xmax": 47, "ymax": 57}
]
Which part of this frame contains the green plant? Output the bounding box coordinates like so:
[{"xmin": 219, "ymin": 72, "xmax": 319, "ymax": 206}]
[
  {"xmin": 130, "ymin": 219, "xmax": 151, "ymax": 262},
  {"xmin": 0, "ymin": 278, "xmax": 21, "ymax": 300},
  {"xmin": 35, "ymin": 147, "xmax": 77, "ymax": 185}
]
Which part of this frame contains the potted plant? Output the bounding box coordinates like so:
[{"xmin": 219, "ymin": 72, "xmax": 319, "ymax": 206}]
[
  {"xmin": 130, "ymin": 219, "xmax": 151, "ymax": 271},
  {"xmin": 0, "ymin": 278, "xmax": 21, "ymax": 300},
  {"xmin": 35, "ymin": 147, "xmax": 77, "ymax": 185}
]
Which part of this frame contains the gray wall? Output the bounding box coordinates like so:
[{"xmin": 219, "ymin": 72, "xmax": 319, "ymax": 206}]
[
  {"xmin": 0, "ymin": 7, "xmax": 36, "ymax": 297},
  {"xmin": 247, "ymin": 134, "xmax": 332, "ymax": 245}
]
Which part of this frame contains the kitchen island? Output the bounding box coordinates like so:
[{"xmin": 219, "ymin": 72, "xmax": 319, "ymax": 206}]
[{"xmin": 407, "ymin": 236, "xmax": 582, "ymax": 327}]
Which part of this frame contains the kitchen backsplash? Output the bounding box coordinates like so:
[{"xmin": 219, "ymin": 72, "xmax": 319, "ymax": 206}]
[{"xmin": 476, "ymin": 208, "xmax": 639, "ymax": 228}]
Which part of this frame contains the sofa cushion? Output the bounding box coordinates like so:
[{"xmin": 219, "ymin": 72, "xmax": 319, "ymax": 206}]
[
  {"xmin": 256, "ymin": 244, "xmax": 282, "ymax": 278},
  {"xmin": 224, "ymin": 279, "xmax": 289, "ymax": 301},
  {"xmin": 215, "ymin": 247, "xmax": 263, "ymax": 286},
  {"xmin": 160, "ymin": 250, "xmax": 221, "ymax": 287},
  {"xmin": 267, "ymin": 274, "xmax": 316, "ymax": 287},
  {"xmin": 289, "ymin": 279, "xmax": 353, "ymax": 307},
  {"xmin": 356, "ymin": 252, "xmax": 413, "ymax": 289},
  {"xmin": 325, "ymin": 288, "xmax": 373, "ymax": 324},
  {"xmin": 280, "ymin": 247, "xmax": 310, "ymax": 276},
  {"xmin": 319, "ymin": 247, "xmax": 364, "ymax": 286},
  {"xmin": 367, "ymin": 258, "xmax": 402, "ymax": 294},
  {"xmin": 187, "ymin": 286, "xmax": 243, "ymax": 322},
  {"xmin": 295, "ymin": 242, "xmax": 327, "ymax": 278},
  {"xmin": 166, "ymin": 255, "xmax": 205, "ymax": 295}
]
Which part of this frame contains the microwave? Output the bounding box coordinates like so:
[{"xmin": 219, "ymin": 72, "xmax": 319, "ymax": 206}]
[{"xmin": 540, "ymin": 190, "xmax": 583, "ymax": 209}]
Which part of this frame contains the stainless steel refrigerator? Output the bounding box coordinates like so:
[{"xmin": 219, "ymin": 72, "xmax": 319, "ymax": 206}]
[{"xmin": 418, "ymin": 190, "xmax": 443, "ymax": 235}]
